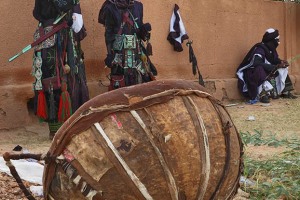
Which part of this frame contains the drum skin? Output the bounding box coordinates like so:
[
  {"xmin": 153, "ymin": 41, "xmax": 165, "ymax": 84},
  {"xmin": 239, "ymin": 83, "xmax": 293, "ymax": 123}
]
[{"xmin": 43, "ymin": 79, "xmax": 244, "ymax": 200}]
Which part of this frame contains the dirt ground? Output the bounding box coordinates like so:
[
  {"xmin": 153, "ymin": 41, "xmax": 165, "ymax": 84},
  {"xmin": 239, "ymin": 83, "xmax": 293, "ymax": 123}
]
[
  {"xmin": 0, "ymin": 96, "xmax": 299, "ymax": 199},
  {"xmin": 226, "ymin": 97, "xmax": 300, "ymax": 160}
]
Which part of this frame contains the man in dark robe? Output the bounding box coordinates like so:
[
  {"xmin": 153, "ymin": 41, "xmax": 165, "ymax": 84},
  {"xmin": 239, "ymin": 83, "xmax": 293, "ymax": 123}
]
[
  {"xmin": 236, "ymin": 28, "xmax": 297, "ymax": 104},
  {"xmin": 32, "ymin": 0, "xmax": 89, "ymax": 139},
  {"xmin": 98, "ymin": 0, "xmax": 156, "ymax": 90}
]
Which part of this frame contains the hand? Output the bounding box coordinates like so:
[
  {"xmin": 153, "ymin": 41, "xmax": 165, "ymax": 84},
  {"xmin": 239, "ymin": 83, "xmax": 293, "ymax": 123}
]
[
  {"xmin": 142, "ymin": 23, "xmax": 152, "ymax": 32},
  {"xmin": 281, "ymin": 60, "xmax": 289, "ymax": 67},
  {"xmin": 138, "ymin": 23, "xmax": 152, "ymax": 41},
  {"xmin": 67, "ymin": 19, "xmax": 73, "ymax": 27},
  {"xmin": 276, "ymin": 63, "xmax": 286, "ymax": 68},
  {"xmin": 104, "ymin": 54, "xmax": 114, "ymax": 68}
]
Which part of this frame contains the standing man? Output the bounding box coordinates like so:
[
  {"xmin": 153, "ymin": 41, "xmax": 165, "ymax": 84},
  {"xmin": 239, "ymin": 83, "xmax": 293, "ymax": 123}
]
[
  {"xmin": 236, "ymin": 28, "xmax": 297, "ymax": 104},
  {"xmin": 32, "ymin": 0, "xmax": 89, "ymax": 139},
  {"xmin": 98, "ymin": 0, "xmax": 156, "ymax": 90}
]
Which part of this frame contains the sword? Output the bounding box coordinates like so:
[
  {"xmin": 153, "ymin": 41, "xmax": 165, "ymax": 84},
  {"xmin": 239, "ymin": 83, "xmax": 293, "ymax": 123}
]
[
  {"xmin": 186, "ymin": 40, "xmax": 205, "ymax": 87},
  {"xmin": 8, "ymin": 13, "xmax": 67, "ymax": 62}
]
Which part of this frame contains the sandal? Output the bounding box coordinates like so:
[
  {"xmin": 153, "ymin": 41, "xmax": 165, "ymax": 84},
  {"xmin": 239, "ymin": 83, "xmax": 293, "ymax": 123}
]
[
  {"xmin": 260, "ymin": 95, "xmax": 270, "ymax": 103},
  {"xmin": 281, "ymin": 92, "xmax": 298, "ymax": 99}
]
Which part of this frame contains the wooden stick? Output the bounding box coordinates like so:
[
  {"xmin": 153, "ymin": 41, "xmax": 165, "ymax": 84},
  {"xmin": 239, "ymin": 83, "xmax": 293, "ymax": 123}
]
[{"xmin": 3, "ymin": 152, "xmax": 44, "ymax": 200}]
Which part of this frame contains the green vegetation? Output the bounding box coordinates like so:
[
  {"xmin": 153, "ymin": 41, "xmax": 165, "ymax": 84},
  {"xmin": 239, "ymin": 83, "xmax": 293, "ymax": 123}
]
[
  {"xmin": 240, "ymin": 131, "xmax": 300, "ymax": 199},
  {"xmin": 273, "ymin": 0, "xmax": 300, "ymax": 3}
]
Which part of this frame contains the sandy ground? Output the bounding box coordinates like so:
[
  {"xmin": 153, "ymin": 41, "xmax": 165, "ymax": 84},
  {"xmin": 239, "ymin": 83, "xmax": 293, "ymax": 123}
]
[
  {"xmin": 226, "ymin": 97, "xmax": 300, "ymax": 160},
  {"xmin": 0, "ymin": 96, "xmax": 299, "ymax": 199}
]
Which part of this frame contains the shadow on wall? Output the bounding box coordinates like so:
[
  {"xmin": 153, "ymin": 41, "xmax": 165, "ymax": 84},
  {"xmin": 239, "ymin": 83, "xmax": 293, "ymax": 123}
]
[{"xmin": 27, "ymin": 97, "xmax": 37, "ymax": 119}]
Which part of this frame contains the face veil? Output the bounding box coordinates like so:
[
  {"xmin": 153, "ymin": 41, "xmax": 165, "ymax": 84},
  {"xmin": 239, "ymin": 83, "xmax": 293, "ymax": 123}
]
[{"xmin": 262, "ymin": 28, "xmax": 280, "ymax": 51}]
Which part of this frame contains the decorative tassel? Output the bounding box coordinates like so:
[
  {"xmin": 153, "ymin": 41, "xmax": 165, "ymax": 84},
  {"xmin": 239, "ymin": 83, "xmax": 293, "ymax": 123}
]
[
  {"xmin": 146, "ymin": 41, "xmax": 153, "ymax": 56},
  {"xmin": 63, "ymin": 64, "xmax": 71, "ymax": 74},
  {"xmin": 58, "ymin": 82, "xmax": 72, "ymax": 123},
  {"xmin": 49, "ymin": 86, "xmax": 56, "ymax": 121},
  {"xmin": 36, "ymin": 90, "xmax": 48, "ymax": 120}
]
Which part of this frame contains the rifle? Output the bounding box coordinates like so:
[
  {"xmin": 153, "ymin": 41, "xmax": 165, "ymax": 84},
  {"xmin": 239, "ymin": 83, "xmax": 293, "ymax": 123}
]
[
  {"xmin": 265, "ymin": 61, "xmax": 289, "ymax": 81},
  {"xmin": 264, "ymin": 62, "xmax": 289, "ymax": 99},
  {"xmin": 265, "ymin": 67, "xmax": 278, "ymax": 81},
  {"xmin": 9, "ymin": 13, "xmax": 68, "ymax": 62},
  {"xmin": 186, "ymin": 40, "xmax": 205, "ymax": 87}
]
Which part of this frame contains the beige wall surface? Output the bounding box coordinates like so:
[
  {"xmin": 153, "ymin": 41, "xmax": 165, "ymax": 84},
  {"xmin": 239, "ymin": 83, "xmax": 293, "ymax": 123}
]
[{"xmin": 0, "ymin": 0, "xmax": 299, "ymax": 128}]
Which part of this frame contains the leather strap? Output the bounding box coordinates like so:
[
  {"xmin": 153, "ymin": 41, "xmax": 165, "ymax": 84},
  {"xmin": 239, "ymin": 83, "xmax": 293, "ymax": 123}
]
[{"xmin": 118, "ymin": 11, "xmax": 134, "ymax": 35}]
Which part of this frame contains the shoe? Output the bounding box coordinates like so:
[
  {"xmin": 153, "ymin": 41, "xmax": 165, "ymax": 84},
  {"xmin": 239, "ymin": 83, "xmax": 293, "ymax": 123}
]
[
  {"xmin": 281, "ymin": 92, "xmax": 298, "ymax": 99},
  {"xmin": 270, "ymin": 90, "xmax": 279, "ymax": 99},
  {"xmin": 260, "ymin": 95, "xmax": 270, "ymax": 103},
  {"xmin": 247, "ymin": 99, "xmax": 258, "ymax": 104}
]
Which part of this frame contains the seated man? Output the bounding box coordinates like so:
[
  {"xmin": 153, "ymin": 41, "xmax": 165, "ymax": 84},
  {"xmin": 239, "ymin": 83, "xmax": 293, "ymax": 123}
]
[{"xmin": 236, "ymin": 28, "xmax": 297, "ymax": 104}]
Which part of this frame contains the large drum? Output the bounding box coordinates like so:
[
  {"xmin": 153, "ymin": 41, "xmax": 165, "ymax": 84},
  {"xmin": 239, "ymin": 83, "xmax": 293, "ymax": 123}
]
[{"xmin": 43, "ymin": 79, "xmax": 243, "ymax": 200}]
